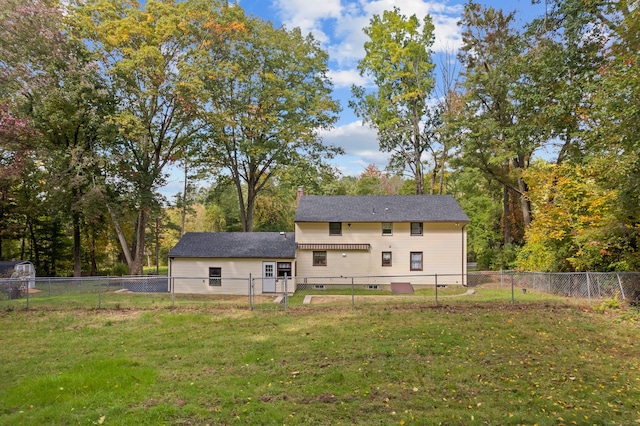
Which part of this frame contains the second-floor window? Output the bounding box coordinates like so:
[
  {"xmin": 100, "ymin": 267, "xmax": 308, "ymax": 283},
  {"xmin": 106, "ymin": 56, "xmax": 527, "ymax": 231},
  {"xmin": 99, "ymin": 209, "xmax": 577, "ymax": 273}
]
[
  {"xmin": 329, "ymin": 222, "xmax": 342, "ymax": 235},
  {"xmin": 382, "ymin": 222, "xmax": 393, "ymax": 235},
  {"xmin": 410, "ymin": 222, "xmax": 423, "ymax": 236}
]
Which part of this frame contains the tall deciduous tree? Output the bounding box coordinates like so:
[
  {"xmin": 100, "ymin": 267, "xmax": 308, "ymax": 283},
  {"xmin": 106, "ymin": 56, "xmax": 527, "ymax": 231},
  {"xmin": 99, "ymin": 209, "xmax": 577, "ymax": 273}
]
[
  {"xmin": 456, "ymin": 2, "xmax": 544, "ymax": 245},
  {"xmin": 1, "ymin": 0, "xmax": 113, "ymax": 275},
  {"xmin": 72, "ymin": 0, "xmax": 226, "ymax": 274},
  {"xmin": 201, "ymin": 12, "xmax": 341, "ymax": 232},
  {"xmin": 350, "ymin": 8, "xmax": 436, "ymax": 195},
  {"xmin": 515, "ymin": 0, "xmax": 639, "ymax": 271}
]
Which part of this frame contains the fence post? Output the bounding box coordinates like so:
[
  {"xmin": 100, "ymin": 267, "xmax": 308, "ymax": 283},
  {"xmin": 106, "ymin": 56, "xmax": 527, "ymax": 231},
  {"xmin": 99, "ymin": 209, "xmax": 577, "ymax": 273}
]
[
  {"xmin": 249, "ymin": 273, "xmax": 253, "ymax": 310},
  {"xmin": 586, "ymin": 272, "xmax": 591, "ymax": 305},
  {"xmin": 617, "ymin": 273, "xmax": 625, "ymax": 300},
  {"xmin": 48, "ymin": 277, "xmax": 52, "ymax": 297},
  {"xmin": 171, "ymin": 276, "xmax": 175, "ymax": 308},
  {"xmin": 283, "ymin": 273, "xmax": 288, "ymax": 310},
  {"xmin": 25, "ymin": 280, "xmax": 29, "ymax": 309},
  {"xmin": 511, "ymin": 273, "xmax": 515, "ymax": 305},
  {"xmin": 435, "ymin": 274, "xmax": 439, "ymax": 306},
  {"xmin": 351, "ymin": 277, "xmax": 355, "ymax": 307},
  {"xmin": 98, "ymin": 279, "xmax": 101, "ymax": 309}
]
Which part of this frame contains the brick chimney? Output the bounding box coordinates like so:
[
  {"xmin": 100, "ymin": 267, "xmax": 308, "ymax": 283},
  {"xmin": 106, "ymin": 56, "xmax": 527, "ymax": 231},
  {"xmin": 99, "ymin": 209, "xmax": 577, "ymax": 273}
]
[{"xmin": 296, "ymin": 186, "xmax": 304, "ymax": 206}]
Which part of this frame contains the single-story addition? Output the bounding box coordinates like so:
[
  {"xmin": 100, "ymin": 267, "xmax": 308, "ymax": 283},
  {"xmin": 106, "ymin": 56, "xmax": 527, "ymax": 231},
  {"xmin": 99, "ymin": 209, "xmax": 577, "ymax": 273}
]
[
  {"xmin": 294, "ymin": 194, "xmax": 469, "ymax": 288},
  {"xmin": 168, "ymin": 232, "xmax": 296, "ymax": 295}
]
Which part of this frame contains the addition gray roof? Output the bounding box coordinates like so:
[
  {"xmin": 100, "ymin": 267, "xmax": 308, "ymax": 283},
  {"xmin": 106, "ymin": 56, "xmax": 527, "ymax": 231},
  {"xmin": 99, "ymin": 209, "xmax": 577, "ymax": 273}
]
[
  {"xmin": 294, "ymin": 195, "xmax": 469, "ymax": 223},
  {"xmin": 168, "ymin": 232, "xmax": 296, "ymax": 259}
]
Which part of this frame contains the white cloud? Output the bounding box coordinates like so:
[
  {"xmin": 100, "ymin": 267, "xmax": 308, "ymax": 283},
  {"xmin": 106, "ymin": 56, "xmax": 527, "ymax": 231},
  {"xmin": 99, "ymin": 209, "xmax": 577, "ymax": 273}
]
[
  {"xmin": 273, "ymin": 0, "xmax": 342, "ymax": 43},
  {"xmin": 263, "ymin": 1, "xmax": 469, "ymax": 175},
  {"xmin": 273, "ymin": 0, "xmax": 464, "ymax": 66},
  {"xmin": 328, "ymin": 69, "xmax": 369, "ymax": 89},
  {"xmin": 319, "ymin": 120, "xmax": 391, "ymax": 175}
]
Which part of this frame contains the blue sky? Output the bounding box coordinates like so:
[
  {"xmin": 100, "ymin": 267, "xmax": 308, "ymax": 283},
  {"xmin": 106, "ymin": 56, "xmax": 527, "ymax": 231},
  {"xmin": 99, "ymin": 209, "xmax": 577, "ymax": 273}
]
[{"xmin": 163, "ymin": 0, "xmax": 545, "ymax": 197}]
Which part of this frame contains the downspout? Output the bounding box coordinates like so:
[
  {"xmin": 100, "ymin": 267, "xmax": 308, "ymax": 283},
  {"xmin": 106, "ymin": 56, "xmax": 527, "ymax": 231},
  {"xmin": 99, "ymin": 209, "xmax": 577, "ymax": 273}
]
[
  {"xmin": 461, "ymin": 224, "xmax": 467, "ymax": 286},
  {"xmin": 168, "ymin": 257, "xmax": 173, "ymax": 293}
]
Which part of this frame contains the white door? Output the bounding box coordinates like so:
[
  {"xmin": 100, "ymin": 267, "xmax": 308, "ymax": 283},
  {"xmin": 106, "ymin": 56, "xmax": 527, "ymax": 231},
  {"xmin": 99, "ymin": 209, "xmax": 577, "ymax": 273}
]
[{"xmin": 262, "ymin": 261, "xmax": 276, "ymax": 293}]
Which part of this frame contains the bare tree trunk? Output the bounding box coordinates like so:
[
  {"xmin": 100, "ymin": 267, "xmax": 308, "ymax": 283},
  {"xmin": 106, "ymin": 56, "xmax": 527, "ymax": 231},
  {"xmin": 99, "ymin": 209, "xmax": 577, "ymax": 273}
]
[
  {"xmin": 106, "ymin": 204, "xmax": 133, "ymax": 268},
  {"xmin": 430, "ymin": 167, "xmax": 437, "ymax": 195},
  {"xmin": 244, "ymin": 178, "xmax": 257, "ymax": 232},
  {"xmin": 131, "ymin": 208, "xmax": 148, "ymax": 275},
  {"xmin": 73, "ymin": 212, "xmax": 82, "ymax": 277},
  {"xmin": 89, "ymin": 226, "xmax": 98, "ymax": 276},
  {"xmin": 180, "ymin": 161, "xmax": 188, "ymax": 236},
  {"xmin": 413, "ymin": 117, "xmax": 424, "ymax": 195},
  {"xmin": 518, "ymin": 176, "xmax": 532, "ymax": 227},
  {"xmin": 503, "ymin": 184, "xmax": 512, "ymax": 245},
  {"xmin": 438, "ymin": 146, "xmax": 447, "ymax": 195},
  {"xmin": 233, "ymin": 178, "xmax": 249, "ymax": 232}
]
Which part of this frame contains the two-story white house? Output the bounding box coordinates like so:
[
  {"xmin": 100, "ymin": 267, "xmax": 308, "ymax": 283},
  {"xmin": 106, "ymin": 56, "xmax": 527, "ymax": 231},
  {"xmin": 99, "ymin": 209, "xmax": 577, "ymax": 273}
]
[
  {"xmin": 294, "ymin": 194, "xmax": 469, "ymax": 288},
  {"xmin": 168, "ymin": 193, "xmax": 469, "ymax": 294}
]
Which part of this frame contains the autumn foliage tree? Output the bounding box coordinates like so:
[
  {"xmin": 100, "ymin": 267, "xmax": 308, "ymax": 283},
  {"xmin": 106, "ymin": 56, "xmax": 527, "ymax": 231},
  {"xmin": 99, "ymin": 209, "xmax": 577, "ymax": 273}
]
[
  {"xmin": 351, "ymin": 7, "xmax": 437, "ymax": 195},
  {"xmin": 71, "ymin": 0, "xmax": 235, "ymax": 274},
  {"xmin": 200, "ymin": 11, "xmax": 341, "ymax": 232}
]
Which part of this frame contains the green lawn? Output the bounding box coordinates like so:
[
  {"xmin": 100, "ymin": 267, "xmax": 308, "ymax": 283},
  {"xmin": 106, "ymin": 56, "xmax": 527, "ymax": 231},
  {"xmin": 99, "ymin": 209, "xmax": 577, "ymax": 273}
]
[{"xmin": 1, "ymin": 287, "xmax": 639, "ymax": 425}]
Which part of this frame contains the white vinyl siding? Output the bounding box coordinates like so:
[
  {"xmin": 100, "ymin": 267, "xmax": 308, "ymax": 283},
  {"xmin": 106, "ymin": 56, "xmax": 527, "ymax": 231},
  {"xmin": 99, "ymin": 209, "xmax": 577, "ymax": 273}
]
[
  {"xmin": 295, "ymin": 222, "xmax": 466, "ymax": 284},
  {"xmin": 170, "ymin": 258, "xmax": 295, "ymax": 295}
]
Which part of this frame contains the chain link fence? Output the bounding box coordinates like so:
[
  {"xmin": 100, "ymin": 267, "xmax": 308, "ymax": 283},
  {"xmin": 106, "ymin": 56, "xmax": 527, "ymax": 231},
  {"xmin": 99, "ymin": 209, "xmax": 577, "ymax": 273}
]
[
  {"xmin": 2, "ymin": 271, "xmax": 639, "ymax": 310},
  {"xmin": 0, "ymin": 276, "xmax": 170, "ymax": 309},
  {"xmin": 467, "ymin": 270, "xmax": 640, "ymax": 305}
]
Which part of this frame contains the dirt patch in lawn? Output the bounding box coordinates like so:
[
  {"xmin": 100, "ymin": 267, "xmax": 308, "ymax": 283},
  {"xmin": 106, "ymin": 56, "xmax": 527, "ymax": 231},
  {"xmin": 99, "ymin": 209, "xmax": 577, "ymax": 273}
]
[{"xmin": 306, "ymin": 289, "xmax": 475, "ymax": 304}]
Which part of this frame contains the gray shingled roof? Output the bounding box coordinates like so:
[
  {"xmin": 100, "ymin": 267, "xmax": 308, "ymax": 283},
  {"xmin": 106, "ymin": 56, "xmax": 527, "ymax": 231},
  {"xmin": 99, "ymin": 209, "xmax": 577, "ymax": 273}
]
[
  {"xmin": 169, "ymin": 232, "xmax": 296, "ymax": 258},
  {"xmin": 294, "ymin": 195, "xmax": 469, "ymax": 223}
]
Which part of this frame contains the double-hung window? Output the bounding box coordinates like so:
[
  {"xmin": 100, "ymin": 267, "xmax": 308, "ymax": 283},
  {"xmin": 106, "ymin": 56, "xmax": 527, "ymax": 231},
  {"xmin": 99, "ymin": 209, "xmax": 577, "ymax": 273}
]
[
  {"xmin": 410, "ymin": 252, "xmax": 423, "ymax": 271},
  {"xmin": 329, "ymin": 222, "xmax": 342, "ymax": 235},
  {"xmin": 313, "ymin": 251, "xmax": 327, "ymax": 266},
  {"xmin": 277, "ymin": 262, "xmax": 292, "ymax": 278},
  {"xmin": 382, "ymin": 252, "xmax": 392, "ymax": 267},
  {"xmin": 410, "ymin": 222, "xmax": 423, "ymax": 236},
  {"xmin": 382, "ymin": 222, "xmax": 393, "ymax": 235},
  {"xmin": 209, "ymin": 267, "xmax": 222, "ymax": 286}
]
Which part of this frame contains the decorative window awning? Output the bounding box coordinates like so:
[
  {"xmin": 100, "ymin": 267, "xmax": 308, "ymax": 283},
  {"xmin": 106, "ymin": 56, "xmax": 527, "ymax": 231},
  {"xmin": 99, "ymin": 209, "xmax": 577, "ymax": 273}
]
[{"xmin": 297, "ymin": 243, "xmax": 371, "ymax": 251}]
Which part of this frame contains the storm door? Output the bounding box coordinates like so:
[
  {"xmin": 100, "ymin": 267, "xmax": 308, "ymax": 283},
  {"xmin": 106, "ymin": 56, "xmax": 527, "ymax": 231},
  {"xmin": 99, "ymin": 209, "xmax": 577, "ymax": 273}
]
[{"xmin": 262, "ymin": 261, "xmax": 276, "ymax": 293}]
